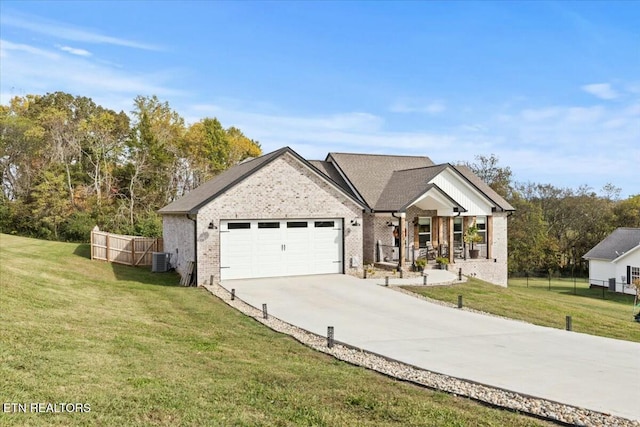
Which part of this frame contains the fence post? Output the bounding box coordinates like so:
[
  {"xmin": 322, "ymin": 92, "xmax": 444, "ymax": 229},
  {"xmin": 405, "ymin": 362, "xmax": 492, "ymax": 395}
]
[
  {"xmin": 231, "ymin": 289, "xmax": 235, "ymax": 300},
  {"xmin": 565, "ymin": 315, "xmax": 572, "ymax": 331},
  {"xmin": 458, "ymin": 295, "xmax": 463, "ymax": 309},
  {"xmin": 209, "ymin": 275, "xmax": 214, "ymax": 287},
  {"xmin": 385, "ymin": 276, "xmax": 389, "ymax": 287},
  {"xmin": 90, "ymin": 226, "xmax": 95, "ymax": 260},
  {"xmin": 548, "ymin": 273, "xmax": 551, "ymax": 291},
  {"xmin": 327, "ymin": 326, "xmax": 334, "ymax": 348},
  {"xmin": 106, "ymin": 233, "xmax": 110, "ymax": 262},
  {"xmin": 131, "ymin": 237, "xmax": 135, "ymax": 266},
  {"xmin": 262, "ymin": 303, "xmax": 268, "ymax": 319}
]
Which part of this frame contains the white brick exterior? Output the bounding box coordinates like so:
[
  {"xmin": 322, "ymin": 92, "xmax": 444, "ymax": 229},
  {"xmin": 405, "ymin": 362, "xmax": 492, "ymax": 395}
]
[
  {"xmin": 162, "ymin": 149, "xmax": 510, "ymax": 287},
  {"xmin": 163, "ymin": 152, "xmax": 364, "ymax": 285},
  {"xmin": 445, "ymin": 212, "xmax": 509, "ymax": 286},
  {"xmin": 162, "ymin": 214, "xmax": 195, "ymax": 277}
]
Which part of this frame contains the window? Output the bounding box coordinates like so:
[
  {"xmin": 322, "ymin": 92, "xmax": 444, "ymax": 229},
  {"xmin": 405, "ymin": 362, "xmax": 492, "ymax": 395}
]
[
  {"xmin": 287, "ymin": 221, "xmax": 308, "ymax": 228},
  {"xmin": 314, "ymin": 221, "xmax": 334, "ymax": 228},
  {"xmin": 418, "ymin": 217, "xmax": 431, "ymax": 248},
  {"xmin": 228, "ymin": 222, "xmax": 250, "ymax": 229},
  {"xmin": 476, "ymin": 216, "xmax": 487, "ymax": 244},
  {"xmin": 453, "ymin": 217, "xmax": 463, "ymax": 247},
  {"xmin": 632, "ymin": 266, "xmax": 640, "ymax": 285},
  {"xmin": 258, "ymin": 222, "xmax": 280, "ymax": 229}
]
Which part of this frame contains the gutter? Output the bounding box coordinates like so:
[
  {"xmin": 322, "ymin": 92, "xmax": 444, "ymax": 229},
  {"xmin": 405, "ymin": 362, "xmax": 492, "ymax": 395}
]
[{"xmin": 187, "ymin": 213, "xmax": 197, "ymax": 286}]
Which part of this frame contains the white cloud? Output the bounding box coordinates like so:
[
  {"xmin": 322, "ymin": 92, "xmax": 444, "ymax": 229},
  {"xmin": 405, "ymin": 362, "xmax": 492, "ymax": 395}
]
[
  {"xmin": 1, "ymin": 39, "xmax": 60, "ymax": 60},
  {"xmin": 183, "ymin": 92, "xmax": 639, "ymax": 197},
  {"xmin": 58, "ymin": 45, "xmax": 92, "ymax": 57},
  {"xmin": 0, "ymin": 40, "xmax": 182, "ymax": 106},
  {"xmin": 185, "ymin": 101, "xmax": 455, "ymax": 158},
  {"xmin": 1, "ymin": 12, "xmax": 160, "ymax": 51},
  {"xmin": 582, "ymin": 83, "xmax": 619, "ymax": 100}
]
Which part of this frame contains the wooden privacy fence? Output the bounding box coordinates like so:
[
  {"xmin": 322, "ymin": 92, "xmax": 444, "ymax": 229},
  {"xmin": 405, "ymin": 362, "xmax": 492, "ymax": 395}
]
[{"xmin": 91, "ymin": 226, "xmax": 163, "ymax": 267}]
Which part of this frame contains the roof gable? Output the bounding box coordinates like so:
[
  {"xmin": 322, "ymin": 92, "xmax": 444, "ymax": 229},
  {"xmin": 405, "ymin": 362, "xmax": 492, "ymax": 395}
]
[
  {"xmin": 453, "ymin": 165, "xmax": 515, "ymax": 211},
  {"xmin": 583, "ymin": 228, "xmax": 640, "ymax": 261},
  {"xmin": 159, "ymin": 147, "xmax": 365, "ymax": 215},
  {"xmin": 374, "ymin": 165, "xmax": 448, "ymax": 211}
]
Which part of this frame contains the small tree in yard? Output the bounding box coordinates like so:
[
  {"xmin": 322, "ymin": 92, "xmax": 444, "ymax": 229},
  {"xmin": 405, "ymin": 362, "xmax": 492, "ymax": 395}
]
[{"xmin": 464, "ymin": 221, "xmax": 483, "ymax": 259}]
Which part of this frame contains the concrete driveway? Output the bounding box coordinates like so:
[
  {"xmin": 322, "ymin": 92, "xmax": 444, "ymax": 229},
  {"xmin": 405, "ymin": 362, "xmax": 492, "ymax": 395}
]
[{"xmin": 222, "ymin": 274, "xmax": 640, "ymax": 421}]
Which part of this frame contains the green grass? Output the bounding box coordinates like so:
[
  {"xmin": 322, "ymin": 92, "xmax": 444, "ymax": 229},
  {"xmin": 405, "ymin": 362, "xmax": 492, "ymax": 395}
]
[
  {"xmin": 404, "ymin": 276, "xmax": 640, "ymax": 342},
  {"xmin": 0, "ymin": 234, "xmax": 553, "ymax": 426}
]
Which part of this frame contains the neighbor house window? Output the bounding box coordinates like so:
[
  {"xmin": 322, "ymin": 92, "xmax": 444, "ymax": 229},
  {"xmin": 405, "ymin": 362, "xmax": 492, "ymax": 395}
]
[
  {"xmin": 476, "ymin": 216, "xmax": 487, "ymax": 244},
  {"xmin": 632, "ymin": 266, "xmax": 640, "ymax": 285},
  {"xmin": 418, "ymin": 217, "xmax": 431, "ymax": 248}
]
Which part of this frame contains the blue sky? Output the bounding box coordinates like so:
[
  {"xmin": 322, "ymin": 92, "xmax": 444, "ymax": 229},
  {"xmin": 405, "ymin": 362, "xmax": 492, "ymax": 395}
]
[{"xmin": 1, "ymin": 1, "xmax": 638, "ymax": 197}]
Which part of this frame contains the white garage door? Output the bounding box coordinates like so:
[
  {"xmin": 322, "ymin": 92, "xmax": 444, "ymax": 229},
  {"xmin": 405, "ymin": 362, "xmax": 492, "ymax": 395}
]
[{"xmin": 220, "ymin": 219, "xmax": 343, "ymax": 280}]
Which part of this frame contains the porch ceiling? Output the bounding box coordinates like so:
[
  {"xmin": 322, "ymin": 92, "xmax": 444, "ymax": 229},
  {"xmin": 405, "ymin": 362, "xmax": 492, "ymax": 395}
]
[{"xmin": 409, "ymin": 186, "xmax": 465, "ymax": 214}]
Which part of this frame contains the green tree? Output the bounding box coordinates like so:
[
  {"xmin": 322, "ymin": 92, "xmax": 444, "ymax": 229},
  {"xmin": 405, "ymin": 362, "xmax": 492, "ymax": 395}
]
[
  {"xmin": 614, "ymin": 195, "xmax": 640, "ymax": 228},
  {"xmin": 463, "ymin": 154, "xmax": 512, "ymax": 198},
  {"xmin": 182, "ymin": 119, "xmax": 261, "ymax": 189}
]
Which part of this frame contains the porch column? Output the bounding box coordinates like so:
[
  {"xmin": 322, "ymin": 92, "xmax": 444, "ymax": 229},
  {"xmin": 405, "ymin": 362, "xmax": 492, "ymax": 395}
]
[
  {"xmin": 438, "ymin": 217, "xmax": 444, "ymax": 250},
  {"xmin": 398, "ymin": 213, "xmax": 406, "ymax": 271},
  {"xmin": 487, "ymin": 215, "xmax": 493, "ymax": 259},
  {"xmin": 448, "ymin": 216, "xmax": 454, "ymax": 264}
]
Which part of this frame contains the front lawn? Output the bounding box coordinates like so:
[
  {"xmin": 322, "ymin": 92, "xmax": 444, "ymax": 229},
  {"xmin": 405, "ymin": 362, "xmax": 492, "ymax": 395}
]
[
  {"xmin": 0, "ymin": 234, "xmax": 552, "ymax": 426},
  {"xmin": 403, "ymin": 276, "xmax": 639, "ymax": 342}
]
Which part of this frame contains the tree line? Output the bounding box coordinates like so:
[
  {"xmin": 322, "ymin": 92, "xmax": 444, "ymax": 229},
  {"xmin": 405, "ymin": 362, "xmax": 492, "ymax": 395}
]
[
  {"xmin": 465, "ymin": 155, "xmax": 640, "ymax": 276},
  {"xmin": 0, "ymin": 92, "xmax": 261, "ymax": 241},
  {"xmin": 2, "ymin": 92, "xmax": 638, "ymax": 277}
]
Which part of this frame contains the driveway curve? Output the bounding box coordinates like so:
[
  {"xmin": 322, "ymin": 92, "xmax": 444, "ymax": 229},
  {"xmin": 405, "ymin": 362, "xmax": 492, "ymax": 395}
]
[{"xmin": 223, "ymin": 274, "xmax": 640, "ymax": 421}]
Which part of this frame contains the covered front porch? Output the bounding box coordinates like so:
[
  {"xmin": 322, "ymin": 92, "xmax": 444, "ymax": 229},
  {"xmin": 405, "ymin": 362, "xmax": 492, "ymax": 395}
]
[{"xmin": 365, "ymin": 184, "xmax": 495, "ymax": 272}]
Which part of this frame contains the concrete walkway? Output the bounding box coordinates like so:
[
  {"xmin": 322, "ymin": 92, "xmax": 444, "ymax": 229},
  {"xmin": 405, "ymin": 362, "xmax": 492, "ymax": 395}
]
[
  {"xmin": 364, "ymin": 268, "xmax": 459, "ymax": 286},
  {"xmin": 222, "ymin": 274, "xmax": 640, "ymax": 421}
]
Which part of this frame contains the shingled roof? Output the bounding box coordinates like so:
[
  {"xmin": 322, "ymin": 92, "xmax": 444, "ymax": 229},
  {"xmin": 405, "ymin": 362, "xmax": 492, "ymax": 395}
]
[
  {"xmin": 374, "ymin": 165, "xmax": 449, "ymax": 211},
  {"xmin": 326, "ymin": 152, "xmax": 434, "ymax": 208},
  {"xmin": 307, "ymin": 160, "xmax": 357, "ymax": 200},
  {"xmin": 583, "ymin": 228, "xmax": 640, "ymax": 261},
  {"xmin": 160, "ymin": 147, "xmax": 515, "ymax": 216},
  {"xmin": 159, "ymin": 147, "xmax": 365, "ymax": 215}
]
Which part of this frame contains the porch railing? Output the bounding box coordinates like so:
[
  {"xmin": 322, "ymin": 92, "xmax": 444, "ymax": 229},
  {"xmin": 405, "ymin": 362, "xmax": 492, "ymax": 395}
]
[{"xmin": 376, "ymin": 242, "xmax": 489, "ymax": 264}]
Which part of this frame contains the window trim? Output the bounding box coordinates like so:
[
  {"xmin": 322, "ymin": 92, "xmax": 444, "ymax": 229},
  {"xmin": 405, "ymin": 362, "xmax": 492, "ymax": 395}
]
[{"xmin": 417, "ymin": 217, "xmax": 431, "ymax": 249}]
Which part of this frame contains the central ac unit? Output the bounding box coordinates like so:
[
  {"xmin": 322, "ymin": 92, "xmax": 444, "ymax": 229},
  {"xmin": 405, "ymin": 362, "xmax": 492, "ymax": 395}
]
[{"xmin": 152, "ymin": 252, "xmax": 171, "ymax": 273}]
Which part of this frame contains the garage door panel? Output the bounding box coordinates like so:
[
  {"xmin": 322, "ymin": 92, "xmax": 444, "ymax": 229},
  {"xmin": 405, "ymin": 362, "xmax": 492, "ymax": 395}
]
[{"xmin": 220, "ymin": 218, "xmax": 343, "ymax": 280}]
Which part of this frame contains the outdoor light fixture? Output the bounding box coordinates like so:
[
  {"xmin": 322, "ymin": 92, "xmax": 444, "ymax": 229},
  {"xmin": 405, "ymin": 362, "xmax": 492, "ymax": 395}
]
[
  {"xmin": 351, "ymin": 218, "xmax": 361, "ymax": 226},
  {"xmin": 208, "ymin": 222, "xmax": 217, "ymax": 230}
]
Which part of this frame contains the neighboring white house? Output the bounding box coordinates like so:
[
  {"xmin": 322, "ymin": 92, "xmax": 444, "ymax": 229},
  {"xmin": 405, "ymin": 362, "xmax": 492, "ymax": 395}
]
[
  {"xmin": 158, "ymin": 147, "xmax": 514, "ymax": 286},
  {"xmin": 583, "ymin": 227, "xmax": 640, "ymax": 295}
]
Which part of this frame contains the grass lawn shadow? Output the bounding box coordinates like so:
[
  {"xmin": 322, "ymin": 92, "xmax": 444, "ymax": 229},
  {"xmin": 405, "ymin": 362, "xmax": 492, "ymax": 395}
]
[
  {"xmin": 110, "ymin": 262, "xmax": 180, "ymax": 286},
  {"xmin": 73, "ymin": 242, "xmax": 91, "ymax": 259},
  {"xmin": 72, "ymin": 242, "xmax": 180, "ymax": 286}
]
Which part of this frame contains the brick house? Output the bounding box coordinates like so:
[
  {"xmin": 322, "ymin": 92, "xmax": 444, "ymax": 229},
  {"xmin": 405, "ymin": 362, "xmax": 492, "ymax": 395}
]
[{"xmin": 159, "ymin": 147, "xmax": 514, "ymax": 286}]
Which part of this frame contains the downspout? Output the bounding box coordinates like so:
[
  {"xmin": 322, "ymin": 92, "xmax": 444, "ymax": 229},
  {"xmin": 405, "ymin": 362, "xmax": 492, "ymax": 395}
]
[{"xmin": 187, "ymin": 213, "xmax": 197, "ymax": 286}]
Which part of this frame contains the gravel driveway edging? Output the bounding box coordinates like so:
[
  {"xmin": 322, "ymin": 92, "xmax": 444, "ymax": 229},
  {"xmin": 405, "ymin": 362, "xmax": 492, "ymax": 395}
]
[{"xmin": 203, "ymin": 283, "xmax": 638, "ymax": 427}]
